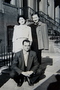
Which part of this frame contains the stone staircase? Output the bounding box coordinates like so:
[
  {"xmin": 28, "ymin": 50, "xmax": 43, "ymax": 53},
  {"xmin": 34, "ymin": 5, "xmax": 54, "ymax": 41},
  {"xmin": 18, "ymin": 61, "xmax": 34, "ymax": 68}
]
[{"xmin": 42, "ymin": 39, "xmax": 60, "ymax": 53}]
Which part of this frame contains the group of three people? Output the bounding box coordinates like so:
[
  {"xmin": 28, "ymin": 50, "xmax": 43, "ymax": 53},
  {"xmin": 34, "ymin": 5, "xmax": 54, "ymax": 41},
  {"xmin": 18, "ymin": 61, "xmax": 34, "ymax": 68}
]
[
  {"xmin": 12, "ymin": 13, "xmax": 49, "ymax": 64},
  {"xmin": 10, "ymin": 13, "xmax": 49, "ymax": 86}
]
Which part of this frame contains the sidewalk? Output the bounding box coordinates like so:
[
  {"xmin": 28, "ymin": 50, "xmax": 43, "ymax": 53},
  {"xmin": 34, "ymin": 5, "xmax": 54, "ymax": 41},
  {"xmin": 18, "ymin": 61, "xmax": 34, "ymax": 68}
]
[{"xmin": 0, "ymin": 52, "xmax": 60, "ymax": 90}]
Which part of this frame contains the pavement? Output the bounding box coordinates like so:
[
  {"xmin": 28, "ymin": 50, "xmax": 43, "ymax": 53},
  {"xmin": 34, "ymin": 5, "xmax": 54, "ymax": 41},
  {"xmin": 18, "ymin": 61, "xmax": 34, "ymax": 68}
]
[{"xmin": 0, "ymin": 40, "xmax": 60, "ymax": 90}]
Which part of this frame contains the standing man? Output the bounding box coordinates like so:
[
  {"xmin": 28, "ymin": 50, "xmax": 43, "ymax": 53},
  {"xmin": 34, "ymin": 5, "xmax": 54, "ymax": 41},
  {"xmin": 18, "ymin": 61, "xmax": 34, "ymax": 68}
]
[{"xmin": 10, "ymin": 39, "xmax": 44, "ymax": 87}]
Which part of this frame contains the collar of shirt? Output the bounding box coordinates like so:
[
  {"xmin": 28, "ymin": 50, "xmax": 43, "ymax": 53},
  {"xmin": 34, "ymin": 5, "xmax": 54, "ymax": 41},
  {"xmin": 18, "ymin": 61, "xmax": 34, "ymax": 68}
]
[
  {"xmin": 23, "ymin": 50, "xmax": 29, "ymax": 67},
  {"xmin": 23, "ymin": 50, "xmax": 29, "ymax": 55}
]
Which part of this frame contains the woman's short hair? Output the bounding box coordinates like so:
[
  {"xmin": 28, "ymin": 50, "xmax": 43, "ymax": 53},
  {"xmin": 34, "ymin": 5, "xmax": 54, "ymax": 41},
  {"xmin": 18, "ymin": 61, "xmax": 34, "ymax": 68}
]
[{"xmin": 17, "ymin": 15, "xmax": 26, "ymax": 24}]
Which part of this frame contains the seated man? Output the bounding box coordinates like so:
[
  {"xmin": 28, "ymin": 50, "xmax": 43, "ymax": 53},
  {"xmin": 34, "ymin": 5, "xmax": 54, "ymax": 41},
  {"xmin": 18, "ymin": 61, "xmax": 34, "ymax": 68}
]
[{"xmin": 10, "ymin": 39, "xmax": 45, "ymax": 87}]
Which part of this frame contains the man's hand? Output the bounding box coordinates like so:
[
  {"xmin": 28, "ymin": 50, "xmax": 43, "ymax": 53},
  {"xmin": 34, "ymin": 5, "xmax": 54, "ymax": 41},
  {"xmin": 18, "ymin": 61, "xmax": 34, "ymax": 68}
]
[{"xmin": 21, "ymin": 71, "xmax": 33, "ymax": 77}]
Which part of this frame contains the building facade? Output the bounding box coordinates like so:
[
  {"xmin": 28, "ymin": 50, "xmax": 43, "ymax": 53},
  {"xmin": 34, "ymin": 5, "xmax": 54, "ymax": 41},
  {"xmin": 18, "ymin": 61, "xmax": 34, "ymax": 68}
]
[{"xmin": 0, "ymin": 0, "xmax": 60, "ymax": 53}]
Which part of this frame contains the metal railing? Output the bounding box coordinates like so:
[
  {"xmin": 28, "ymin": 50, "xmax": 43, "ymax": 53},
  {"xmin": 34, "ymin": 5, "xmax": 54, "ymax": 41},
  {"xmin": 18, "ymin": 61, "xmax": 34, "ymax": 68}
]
[
  {"xmin": 39, "ymin": 11, "xmax": 60, "ymax": 31},
  {"xmin": 0, "ymin": 46, "xmax": 14, "ymax": 67},
  {"xmin": 0, "ymin": 52, "xmax": 13, "ymax": 67}
]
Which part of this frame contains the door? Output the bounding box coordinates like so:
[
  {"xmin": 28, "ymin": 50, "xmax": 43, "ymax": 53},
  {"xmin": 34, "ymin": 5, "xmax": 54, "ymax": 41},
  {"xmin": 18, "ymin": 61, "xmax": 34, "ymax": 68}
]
[{"xmin": 7, "ymin": 26, "xmax": 14, "ymax": 52}]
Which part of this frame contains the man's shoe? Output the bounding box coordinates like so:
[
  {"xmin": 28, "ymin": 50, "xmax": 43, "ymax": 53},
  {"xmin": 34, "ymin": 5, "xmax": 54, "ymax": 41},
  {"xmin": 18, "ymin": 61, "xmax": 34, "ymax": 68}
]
[
  {"xmin": 17, "ymin": 82, "xmax": 22, "ymax": 87},
  {"xmin": 24, "ymin": 77, "xmax": 27, "ymax": 82},
  {"xmin": 27, "ymin": 77, "xmax": 34, "ymax": 86},
  {"xmin": 28, "ymin": 82, "xmax": 34, "ymax": 86},
  {"xmin": 17, "ymin": 79, "xmax": 23, "ymax": 87}
]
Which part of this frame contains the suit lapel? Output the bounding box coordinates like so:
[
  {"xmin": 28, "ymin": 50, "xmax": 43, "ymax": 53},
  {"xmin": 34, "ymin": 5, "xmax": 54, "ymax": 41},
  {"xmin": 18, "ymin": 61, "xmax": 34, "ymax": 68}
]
[
  {"xmin": 19, "ymin": 50, "xmax": 33, "ymax": 71},
  {"xmin": 20, "ymin": 50, "xmax": 25, "ymax": 70},
  {"xmin": 27, "ymin": 51, "xmax": 33, "ymax": 70}
]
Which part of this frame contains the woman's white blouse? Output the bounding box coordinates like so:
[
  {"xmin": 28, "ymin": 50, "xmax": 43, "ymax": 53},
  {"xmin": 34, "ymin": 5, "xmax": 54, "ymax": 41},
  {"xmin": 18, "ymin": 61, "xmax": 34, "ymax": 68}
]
[{"xmin": 12, "ymin": 25, "xmax": 32, "ymax": 53}]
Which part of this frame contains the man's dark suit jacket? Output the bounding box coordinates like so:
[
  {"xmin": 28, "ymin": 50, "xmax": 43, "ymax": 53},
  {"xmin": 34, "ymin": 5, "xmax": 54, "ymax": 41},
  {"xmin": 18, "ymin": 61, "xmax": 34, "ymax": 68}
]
[{"xmin": 11, "ymin": 50, "xmax": 39, "ymax": 75}]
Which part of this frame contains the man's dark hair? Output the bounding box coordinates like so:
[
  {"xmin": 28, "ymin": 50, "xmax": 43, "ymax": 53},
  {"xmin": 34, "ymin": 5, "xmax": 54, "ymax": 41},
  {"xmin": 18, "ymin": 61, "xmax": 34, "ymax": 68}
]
[
  {"xmin": 17, "ymin": 15, "xmax": 26, "ymax": 24},
  {"xmin": 22, "ymin": 39, "xmax": 30, "ymax": 45}
]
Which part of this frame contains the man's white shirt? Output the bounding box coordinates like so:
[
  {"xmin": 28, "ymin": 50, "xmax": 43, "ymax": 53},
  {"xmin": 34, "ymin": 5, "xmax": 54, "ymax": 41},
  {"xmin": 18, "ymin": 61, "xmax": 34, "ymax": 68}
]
[{"xmin": 23, "ymin": 50, "xmax": 29, "ymax": 67}]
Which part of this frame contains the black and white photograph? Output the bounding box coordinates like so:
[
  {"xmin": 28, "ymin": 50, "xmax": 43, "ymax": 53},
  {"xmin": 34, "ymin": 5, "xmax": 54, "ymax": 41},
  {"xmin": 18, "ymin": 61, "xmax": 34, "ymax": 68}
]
[{"xmin": 0, "ymin": 0, "xmax": 60, "ymax": 90}]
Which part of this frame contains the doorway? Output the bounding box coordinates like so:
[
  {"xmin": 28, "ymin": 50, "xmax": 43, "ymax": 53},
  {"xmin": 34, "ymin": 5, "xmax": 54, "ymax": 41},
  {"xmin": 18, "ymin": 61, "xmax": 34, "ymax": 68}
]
[{"xmin": 7, "ymin": 26, "xmax": 14, "ymax": 52}]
